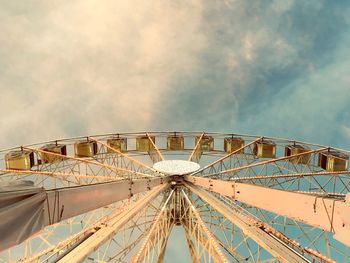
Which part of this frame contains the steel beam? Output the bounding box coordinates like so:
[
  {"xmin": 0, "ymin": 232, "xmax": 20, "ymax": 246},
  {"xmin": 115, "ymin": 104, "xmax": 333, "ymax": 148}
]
[
  {"xmin": 184, "ymin": 229, "xmax": 200, "ymax": 263},
  {"xmin": 188, "ymin": 132, "xmax": 204, "ymax": 162},
  {"xmin": 130, "ymin": 190, "xmax": 174, "ymax": 263},
  {"xmin": 25, "ymin": 146, "xmax": 154, "ymax": 178},
  {"xmin": 185, "ymin": 175, "xmax": 350, "ymax": 246},
  {"xmin": 0, "ymin": 169, "xmax": 119, "ymax": 182},
  {"xmin": 155, "ymin": 238, "xmax": 169, "ymax": 263},
  {"xmin": 190, "ymin": 137, "xmax": 262, "ymax": 176},
  {"xmin": 146, "ymin": 132, "xmax": 165, "ymax": 163},
  {"xmin": 89, "ymin": 136, "xmax": 161, "ymax": 174},
  {"xmin": 204, "ymin": 147, "xmax": 327, "ymax": 178},
  {"xmin": 184, "ymin": 182, "xmax": 310, "ymax": 263},
  {"xmin": 230, "ymin": 170, "xmax": 350, "ymax": 181},
  {"xmin": 57, "ymin": 183, "xmax": 169, "ymax": 263},
  {"xmin": 44, "ymin": 176, "xmax": 171, "ymax": 226},
  {"xmin": 181, "ymin": 189, "xmax": 230, "ymax": 263},
  {"xmin": 0, "ymin": 177, "xmax": 171, "ymax": 252}
]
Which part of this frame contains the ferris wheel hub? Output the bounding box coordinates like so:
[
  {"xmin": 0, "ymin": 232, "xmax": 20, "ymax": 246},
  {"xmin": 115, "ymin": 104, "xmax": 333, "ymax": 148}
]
[{"xmin": 153, "ymin": 160, "xmax": 200, "ymax": 175}]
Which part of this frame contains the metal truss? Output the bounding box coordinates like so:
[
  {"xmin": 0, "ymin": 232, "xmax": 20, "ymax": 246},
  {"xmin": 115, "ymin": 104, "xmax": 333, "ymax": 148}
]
[
  {"xmin": 244, "ymin": 204, "xmax": 350, "ymax": 262},
  {"xmin": 131, "ymin": 189, "xmax": 175, "ymax": 263},
  {"xmin": 0, "ymin": 131, "xmax": 349, "ymax": 263},
  {"xmin": 185, "ymin": 182, "xmax": 312, "ymax": 262},
  {"xmin": 188, "ymin": 132, "xmax": 205, "ymax": 163},
  {"xmin": 191, "ymin": 137, "xmax": 262, "ymax": 177},
  {"xmin": 146, "ymin": 133, "xmax": 165, "ymax": 164},
  {"xmin": 56, "ymin": 184, "xmax": 168, "ymax": 262},
  {"xmin": 89, "ymin": 136, "xmax": 162, "ymax": 176},
  {"xmin": 184, "ymin": 175, "xmax": 350, "ymax": 246},
  {"xmin": 180, "ymin": 189, "xmax": 230, "ymax": 263}
]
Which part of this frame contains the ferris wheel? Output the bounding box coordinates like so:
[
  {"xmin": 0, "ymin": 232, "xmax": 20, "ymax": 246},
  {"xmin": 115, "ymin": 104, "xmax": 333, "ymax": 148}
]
[{"xmin": 0, "ymin": 131, "xmax": 349, "ymax": 262}]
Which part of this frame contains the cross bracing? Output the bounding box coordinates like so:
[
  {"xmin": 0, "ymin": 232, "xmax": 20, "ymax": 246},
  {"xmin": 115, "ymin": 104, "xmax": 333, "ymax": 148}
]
[{"xmin": 0, "ymin": 131, "xmax": 349, "ymax": 262}]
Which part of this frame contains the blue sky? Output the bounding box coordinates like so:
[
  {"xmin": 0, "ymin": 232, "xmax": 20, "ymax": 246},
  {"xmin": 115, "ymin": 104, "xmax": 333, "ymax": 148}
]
[{"xmin": 0, "ymin": 0, "xmax": 350, "ymax": 261}]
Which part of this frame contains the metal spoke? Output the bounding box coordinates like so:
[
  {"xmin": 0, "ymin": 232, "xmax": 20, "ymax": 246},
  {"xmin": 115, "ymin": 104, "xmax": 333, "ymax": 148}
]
[
  {"xmin": 188, "ymin": 132, "xmax": 204, "ymax": 162},
  {"xmin": 185, "ymin": 182, "xmax": 316, "ymax": 262},
  {"xmin": 56, "ymin": 184, "xmax": 168, "ymax": 263},
  {"xmin": 1, "ymin": 131, "xmax": 348, "ymax": 262},
  {"xmin": 204, "ymin": 147, "xmax": 327, "ymax": 178},
  {"xmin": 0, "ymin": 169, "xmax": 120, "ymax": 183},
  {"xmin": 191, "ymin": 137, "xmax": 262, "ymax": 176},
  {"xmin": 25, "ymin": 146, "xmax": 155, "ymax": 179},
  {"xmin": 130, "ymin": 190, "xmax": 174, "ymax": 262},
  {"xmin": 145, "ymin": 133, "xmax": 165, "ymax": 163},
  {"xmin": 89, "ymin": 136, "xmax": 162, "ymax": 175}
]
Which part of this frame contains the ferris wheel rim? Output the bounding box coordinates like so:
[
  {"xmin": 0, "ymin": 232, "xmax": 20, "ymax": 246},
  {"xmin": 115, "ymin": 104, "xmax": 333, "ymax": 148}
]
[{"xmin": 0, "ymin": 131, "xmax": 349, "ymax": 263}]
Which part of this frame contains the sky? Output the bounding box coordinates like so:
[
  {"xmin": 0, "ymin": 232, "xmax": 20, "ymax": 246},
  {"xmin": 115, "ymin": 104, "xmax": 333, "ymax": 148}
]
[
  {"xmin": 0, "ymin": 0, "xmax": 350, "ymax": 261},
  {"xmin": 1, "ymin": 0, "xmax": 350, "ymax": 150}
]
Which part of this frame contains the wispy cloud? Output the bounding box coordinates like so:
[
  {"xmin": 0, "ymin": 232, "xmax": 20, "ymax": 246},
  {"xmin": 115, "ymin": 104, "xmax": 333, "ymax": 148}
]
[
  {"xmin": 0, "ymin": 0, "xmax": 206, "ymax": 147},
  {"xmin": 1, "ymin": 0, "xmax": 350, "ymax": 260},
  {"xmin": 0, "ymin": 0, "xmax": 349, "ymax": 151},
  {"xmin": 153, "ymin": 1, "xmax": 350, "ymax": 148}
]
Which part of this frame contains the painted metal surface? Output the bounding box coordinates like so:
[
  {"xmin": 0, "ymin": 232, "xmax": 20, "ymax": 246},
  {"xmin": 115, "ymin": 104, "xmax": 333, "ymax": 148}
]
[
  {"xmin": 0, "ymin": 176, "xmax": 171, "ymax": 252},
  {"xmin": 185, "ymin": 175, "xmax": 350, "ymax": 246},
  {"xmin": 44, "ymin": 176, "xmax": 171, "ymax": 226},
  {"xmin": 57, "ymin": 184, "xmax": 169, "ymax": 263},
  {"xmin": 185, "ymin": 182, "xmax": 310, "ymax": 263},
  {"xmin": 1, "ymin": 131, "xmax": 349, "ymax": 262}
]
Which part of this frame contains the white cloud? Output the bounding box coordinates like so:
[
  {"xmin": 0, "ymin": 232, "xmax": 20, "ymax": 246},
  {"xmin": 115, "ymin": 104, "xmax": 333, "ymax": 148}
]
[
  {"xmin": 0, "ymin": 0, "xmax": 349, "ymax": 152},
  {"xmin": 0, "ymin": 0, "xmax": 206, "ymax": 148}
]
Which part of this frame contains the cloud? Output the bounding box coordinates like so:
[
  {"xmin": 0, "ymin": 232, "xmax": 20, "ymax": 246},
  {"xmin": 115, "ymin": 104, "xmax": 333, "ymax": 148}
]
[
  {"xmin": 0, "ymin": 1, "xmax": 349, "ymax": 149},
  {"xmin": 0, "ymin": 0, "xmax": 206, "ymax": 148},
  {"xmin": 153, "ymin": 1, "xmax": 350, "ymax": 149},
  {"xmin": 1, "ymin": 1, "xmax": 350, "ymax": 260}
]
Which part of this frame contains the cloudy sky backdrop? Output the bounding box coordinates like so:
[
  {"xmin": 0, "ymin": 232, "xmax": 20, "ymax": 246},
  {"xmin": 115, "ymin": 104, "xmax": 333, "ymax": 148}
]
[
  {"xmin": 1, "ymin": 0, "xmax": 350, "ymax": 150},
  {"xmin": 1, "ymin": 0, "xmax": 350, "ymax": 260}
]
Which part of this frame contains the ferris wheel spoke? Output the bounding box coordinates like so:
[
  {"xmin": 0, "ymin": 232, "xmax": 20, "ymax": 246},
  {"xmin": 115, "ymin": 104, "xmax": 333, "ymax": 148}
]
[
  {"xmin": 88, "ymin": 209, "xmax": 158, "ymax": 262},
  {"xmin": 191, "ymin": 137, "xmax": 262, "ymax": 177},
  {"xmin": 97, "ymin": 203, "xmax": 163, "ymax": 263},
  {"xmin": 25, "ymin": 146, "xmax": 154, "ymax": 179},
  {"xmin": 44, "ymin": 176, "xmax": 170, "ymax": 226},
  {"xmin": 0, "ymin": 177, "xmax": 170, "ymax": 253},
  {"xmin": 234, "ymin": 171, "xmax": 350, "ymax": 194},
  {"xmin": 18, "ymin": 206, "xmax": 127, "ymax": 263},
  {"xmin": 185, "ymin": 176, "xmax": 350, "ymax": 247},
  {"xmin": 185, "ymin": 181, "xmax": 340, "ymax": 263},
  {"xmin": 180, "ymin": 189, "xmax": 230, "ymax": 263},
  {"xmin": 0, "ymin": 169, "xmax": 81, "ymax": 187},
  {"xmin": 246, "ymin": 206, "xmax": 350, "ymax": 261},
  {"xmin": 1, "ymin": 131, "xmax": 349, "ymax": 262},
  {"xmin": 4, "ymin": 197, "xmax": 107, "ymax": 262},
  {"xmin": 89, "ymin": 136, "xmax": 163, "ymax": 176},
  {"xmin": 203, "ymin": 147, "xmax": 328, "ymax": 179},
  {"xmin": 145, "ymin": 132, "xmax": 165, "ymax": 164},
  {"xmin": 183, "ymin": 228, "xmax": 201, "ymax": 263},
  {"xmin": 37, "ymin": 160, "xmax": 94, "ymax": 185},
  {"xmin": 130, "ymin": 189, "xmax": 174, "ymax": 263},
  {"xmin": 219, "ymin": 199, "xmax": 340, "ymax": 263},
  {"xmin": 232, "ymin": 170, "xmax": 350, "ymax": 182},
  {"xmin": 202, "ymin": 209, "xmax": 289, "ymax": 263},
  {"xmin": 256, "ymin": 171, "xmax": 327, "ymax": 193},
  {"xmin": 18, "ymin": 192, "xmax": 153, "ymax": 263},
  {"xmin": 106, "ymin": 231, "xmax": 148, "ymax": 262},
  {"xmin": 0, "ymin": 169, "xmax": 121, "ymax": 185},
  {"xmin": 188, "ymin": 132, "xmax": 205, "ymax": 163},
  {"xmin": 53, "ymin": 183, "xmax": 168, "ymax": 263}
]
